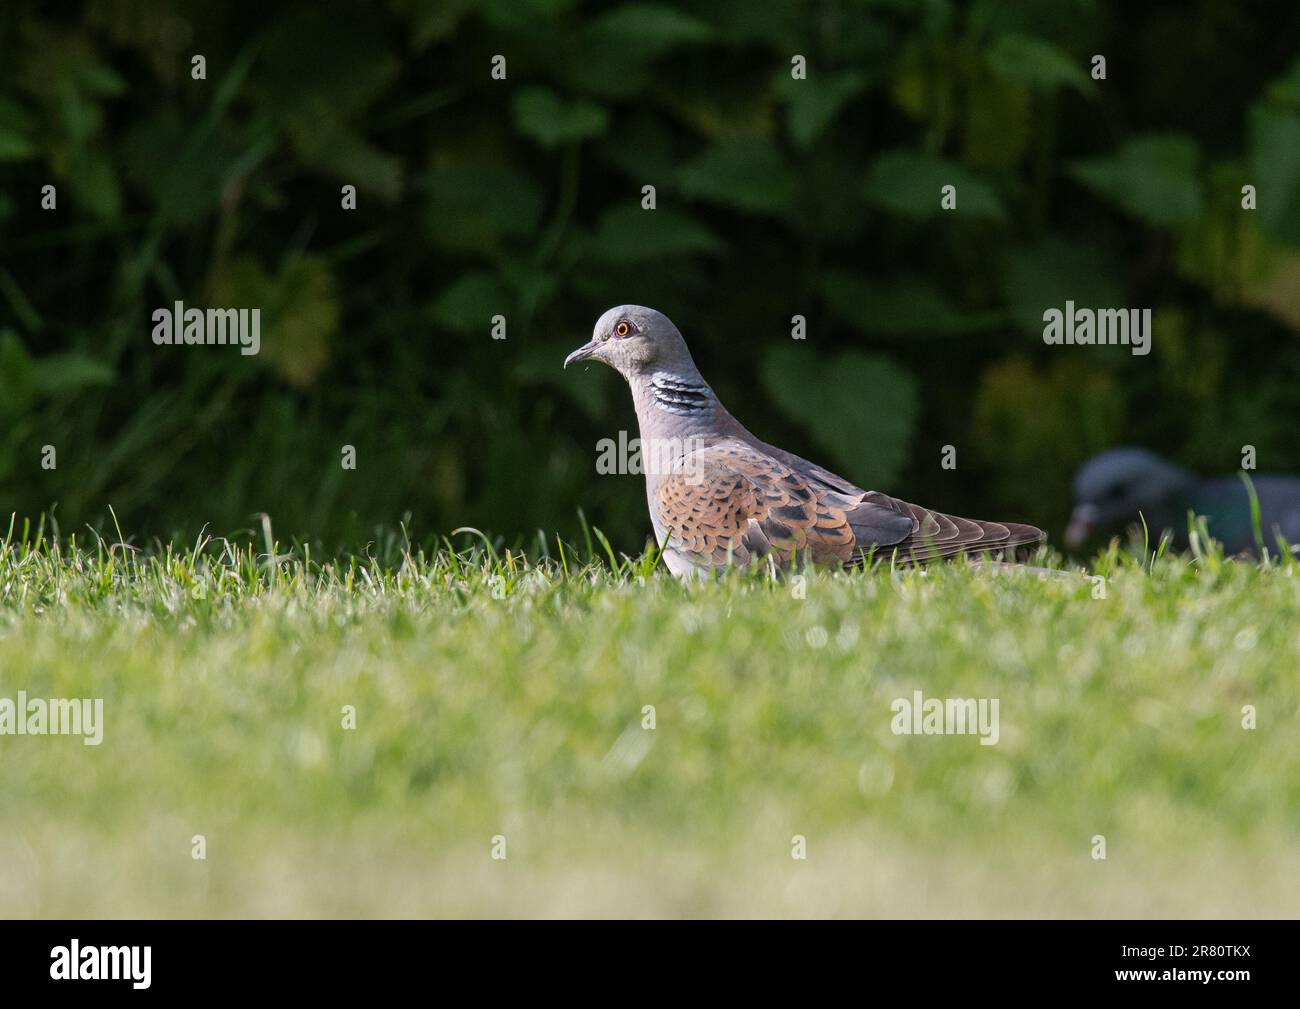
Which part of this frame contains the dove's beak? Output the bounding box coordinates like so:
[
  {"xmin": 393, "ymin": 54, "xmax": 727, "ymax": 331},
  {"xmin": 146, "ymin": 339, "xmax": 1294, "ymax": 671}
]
[
  {"xmin": 564, "ymin": 340, "xmax": 601, "ymax": 369},
  {"xmin": 1064, "ymin": 504, "xmax": 1099, "ymax": 550}
]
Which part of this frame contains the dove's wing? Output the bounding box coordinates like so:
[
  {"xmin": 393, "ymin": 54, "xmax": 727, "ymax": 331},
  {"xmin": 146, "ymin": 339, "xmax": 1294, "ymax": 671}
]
[
  {"xmin": 655, "ymin": 439, "xmax": 1043, "ymax": 569},
  {"xmin": 655, "ymin": 440, "xmax": 910, "ymax": 567}
]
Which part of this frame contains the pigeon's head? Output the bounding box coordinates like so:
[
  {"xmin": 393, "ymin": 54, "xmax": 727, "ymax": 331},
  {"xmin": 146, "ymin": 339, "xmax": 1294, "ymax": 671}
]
[
  {"xmin": 564, "ymin": 305, "xmax": 693, "ymax": 378},
  {"xmin": 1066, "ymin": 447, "xmax": 1193, "ymax": 549}
]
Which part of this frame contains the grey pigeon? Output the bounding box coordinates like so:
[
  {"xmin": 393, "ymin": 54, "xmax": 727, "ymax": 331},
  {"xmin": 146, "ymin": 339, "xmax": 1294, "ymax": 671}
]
[
  {"xmin": 565, "ymin": 305, "xmax": 1044, "ymax": 577},
  {"xmin": 1066, "ymin": 447, "xmax": 1300, "ymax": 555}
]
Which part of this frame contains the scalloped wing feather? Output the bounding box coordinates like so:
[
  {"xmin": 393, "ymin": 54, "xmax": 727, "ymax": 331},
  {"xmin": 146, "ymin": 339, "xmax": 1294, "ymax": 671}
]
[{"xmin": 655, "ymin": 440, "xmax": 1044, "ymax": 570}]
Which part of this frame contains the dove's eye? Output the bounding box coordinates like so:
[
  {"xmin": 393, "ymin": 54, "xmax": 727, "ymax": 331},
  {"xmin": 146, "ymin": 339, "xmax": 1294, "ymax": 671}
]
[{"xmin": 613, "ymin": 320, "xmax": 637, "ymax": 338}]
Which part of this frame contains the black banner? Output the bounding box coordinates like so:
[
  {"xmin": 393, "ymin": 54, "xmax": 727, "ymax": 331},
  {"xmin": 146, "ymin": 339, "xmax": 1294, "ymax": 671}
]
[{"xmin": 0, "ymin": 921, "xmax": 1278, "ymax": 996}]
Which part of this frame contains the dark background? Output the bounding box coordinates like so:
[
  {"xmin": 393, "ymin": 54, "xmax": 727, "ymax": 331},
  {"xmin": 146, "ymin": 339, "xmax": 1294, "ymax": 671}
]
[{"xmin": 2, "ymin": 0, "xmax": 1299, "ymax": 553}]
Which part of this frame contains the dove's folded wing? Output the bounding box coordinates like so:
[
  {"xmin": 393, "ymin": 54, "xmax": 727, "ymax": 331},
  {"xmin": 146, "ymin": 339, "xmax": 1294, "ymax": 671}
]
[
  {"xmin": 655, "ymin": 440, "xmax": 911, "ymax": 568},
  {"xmin": 655, "ymin": 439, "xmax": 1043, "ymax": 569}
]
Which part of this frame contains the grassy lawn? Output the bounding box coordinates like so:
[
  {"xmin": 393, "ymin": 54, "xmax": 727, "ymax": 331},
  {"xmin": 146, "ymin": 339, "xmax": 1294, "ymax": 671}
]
[{"xmin": 2, "ymin": 518, "xmax": 1298, "ymax": 918}]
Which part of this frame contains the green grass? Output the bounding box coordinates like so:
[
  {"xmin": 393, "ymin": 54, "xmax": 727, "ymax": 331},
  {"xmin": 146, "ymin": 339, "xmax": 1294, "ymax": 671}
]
[{"xmin": 2, "ymin": 515, "xmax": 1298, "ymax": 918}]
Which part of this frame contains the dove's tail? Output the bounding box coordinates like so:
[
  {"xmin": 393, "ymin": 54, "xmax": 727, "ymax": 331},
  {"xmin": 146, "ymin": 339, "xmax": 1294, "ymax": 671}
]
[{"xmin": 871, "ymin": 499, "xmax": 1047, "ymax": 566}]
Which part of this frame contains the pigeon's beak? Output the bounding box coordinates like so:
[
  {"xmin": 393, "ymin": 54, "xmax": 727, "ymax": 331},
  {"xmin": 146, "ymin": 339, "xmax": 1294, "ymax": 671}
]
[
  {"xmin": 1064, "ymin": 504, "xmax": 1099, "ymax": 550},
  {"xmin": 564, "ymin": 339, "xmax": 602, "ymax": 369}
]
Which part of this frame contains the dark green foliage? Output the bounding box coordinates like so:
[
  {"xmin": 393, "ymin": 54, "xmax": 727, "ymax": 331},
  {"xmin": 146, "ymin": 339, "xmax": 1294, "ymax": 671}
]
[{"xmin": 1, "ymin": 0, "xmax": 1299, "ymax": 550}]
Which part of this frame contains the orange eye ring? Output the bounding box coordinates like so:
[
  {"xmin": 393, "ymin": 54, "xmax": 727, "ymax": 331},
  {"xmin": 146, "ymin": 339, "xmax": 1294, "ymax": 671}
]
[{"xmin": 614, "ymin": 321, "xmax": 631, "ymax": 337}]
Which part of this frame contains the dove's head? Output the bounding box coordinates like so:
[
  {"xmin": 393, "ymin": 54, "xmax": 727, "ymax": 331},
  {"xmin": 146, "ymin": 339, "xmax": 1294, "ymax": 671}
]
[
  {"xmin": 564, "ymin": 305, "xmax": 695, "ymax": 379},
  {"xmin": 1066, "ymin": 447, "xmax": 1193, "ymax": 549}
]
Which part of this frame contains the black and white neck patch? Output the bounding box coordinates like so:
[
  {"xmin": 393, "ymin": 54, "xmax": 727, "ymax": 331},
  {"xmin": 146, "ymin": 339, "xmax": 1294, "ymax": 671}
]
[{"xmin": 650, "ymin": 373, "xmax": 712, "ymax": 415}]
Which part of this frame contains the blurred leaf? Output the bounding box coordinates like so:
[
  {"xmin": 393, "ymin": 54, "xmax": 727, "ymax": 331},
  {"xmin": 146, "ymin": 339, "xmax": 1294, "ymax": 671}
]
[
  {"xmin": 392, "ymin": 0, "xmax": 479, "ymax": 47},
  {"xmin": 551, "ymin": 3, "xmax": 707, "ymax": 96},
  {"xmin": 597, "ymin": 112, "xmax": 677, "ymax": 181},
  {"xmin": 589, "ymin": 3, "xmax": 714, "ymax": 56},
  {"xmin": 1148, "ymin": 304, "xmax": 1218, "ymax": 399},
  {"xmin": 496, "ymin": 258, "xmax": 560, "ymax": 317},
  {"xmin": 557, "ymin": 43, "xmax": 653, "ymax": 99},
  {"xmin": 212, "ymin": 255, "xmax": 338, "ymax": 388},
  {"xmin": 1242, "ymin": 253, "xmax": 1300, "ymax": 331},
  {"xmin": 1177, "ymin": 162, "xmax": 1277, "ymax": 301},
  {"xmin": 74, "ymin": 61, "xmax": 127, "ymax": 98},
  {"xmin": 962, "ymin": 74, "xmax": 1031, "ymax": 168},
  {"xmin": 0, "ymin": 266, "xmax": 42, "ymax": 333},
  {"xmin": 254, "ymin": 11, "xmax": 399, "ymax": 118},
  {"xmin": 666, "ymin": 78, "xmax": 779, "ymax": 142},
  {"xmin": 700, "ymin": 0, "xmax": 806, "ymax": 47},
  {"xmin": 432, "ymin": 272, "xmax": 511, "ymax": 333},
  {"xmin": 1068, "ymin": 134, "xmax": 1202, "ymax": 228},
  {"xmin": 482, "ymin": 0, "xmax": 578, "ymax": 29},
  {"xmin": 514, "ymin": 344, "xmax": 607, "ymax": 419},
  {"xmin": 0, "ymin": 98, "xmax": 36, "ymax": 161},
  {"xmin": 801, "ymin": 154, "xmax": 873, "ymax": 240},
  {"xmin": 122, "ymin": 112, "xmax": 252, "ymax": 226},
  {"xmin": 271, "ymin": 258, "xmax": 338, "ymax": 388},
  {"xmin": 759, "ymin": 345, "xmax": 919, "ymax": 488},
  {"xmin": 1000, "ymin": 237, "xmax": 1126, "ymax": 337},
  {"xmin": 0, "ymin": 133, "xmax": 35, "ymax": 161},
  {"xmin": 17, "ymin": 23, "xmax": 119, "ymax": 139},
  {"xmin": 513, "ymin": 88, "xmax": 608, "ymax": 148},
  {"xmin": 1249, "ymin": 107, "xmax": 1300, "ymax": 244},
  {"xmin": 567, "ymin": 255, "xmax": 708, "ymax": 309},
  {"xmin": 69, "ymin": 152, "xmax": 123, "ymax": 220},
  {"xmin": 291, "ymin": 124, "xmax": 402, "ymax": 200},
  {"xmin": 775, "ymin": 69, "xmax": 869, "ymax": 149},
  {"xmin": 865, "ymin": 150, "xmax": 1005, "ymax": 221},
  {"xmin": 425, "ymin": 164, "xmax": 545, "ymax": 254},
  {"xmin": 820, "ymin": 271, "xmax": 1005, "ymax": 337},
  {"xmin": 679, "ymin": 141, "xmax": 797, "ymax": 215},
  {"xmin": 57, "ymin": 82, "xmax": 102, "ymax": 148},
  {"xmin": 0, "ymin": 331, "xmax": 37, "ymax": 416},
  {"xmin": 251, "ymin": 10, "xmax": 402, "ymax": 197},
  {"xmin": 1264, "ymin": 54, "xmax": 1300, "ymax": 108},
  {"xmin": 973, "ymin": 356, "xmax": 1125, "ymax": 521},
  {"xmin": 587, "ymin": 205, "xmax": 723, "ymax": 262},
  {"xmin": 986, "ymin": 33, "xmax": 1091, "ymax": 94},
  {"xmin": 889, "ymin": 36, "xmax": 956, "ymax": 126},
  {"xmin": 31, "ymin": 353, "xmax": 115, "ymax": 395}
]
